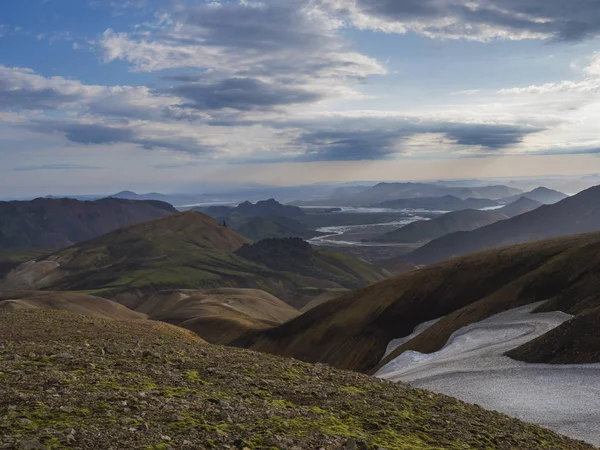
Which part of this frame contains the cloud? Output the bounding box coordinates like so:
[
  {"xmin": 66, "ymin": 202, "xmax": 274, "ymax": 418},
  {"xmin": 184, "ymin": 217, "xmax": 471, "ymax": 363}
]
[
  {"xmin": 327, "ymin": 0, "xmax": 600, "ymax": 41},
  {"xmin": 167, "ymin": 77, "xmax": 323, "ymax": 111},
  {"xmin": 30, "ymin": 121, "xmax": 135, "ymax": 145},
  {"xmin": 443, "ymin": 124, "xmax": 538, "ymax": 149},
  {"xmin": 0, "ymin": 65, "xmax": 98, "ymax": 110},
  {"xmin": 27, "ymin": 119, "xmax": 219, "ymax": 155},
  {"xmin": 98, "ymin": 1, "xmax": 385, "ymax": 90},
  {"xmin": 12, "ymin": 163, "xmax": 103, "ymax": 171},
  {"xmin": 499, "ymin": 53, "xmax": 600, "ymax": 94},
  {"xmin": 291, "ymin": 119, "xmax": 543, "ymax": 161}
]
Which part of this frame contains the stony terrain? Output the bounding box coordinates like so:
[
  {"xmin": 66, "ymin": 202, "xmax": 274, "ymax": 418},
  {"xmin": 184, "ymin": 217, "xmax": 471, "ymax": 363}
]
[{"xmin": 1, "ymin": 310, "xmax": 594, "ymax": 450}]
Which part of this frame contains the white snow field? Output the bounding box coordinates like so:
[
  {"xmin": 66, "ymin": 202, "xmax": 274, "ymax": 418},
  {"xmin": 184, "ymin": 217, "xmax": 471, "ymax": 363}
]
[{"xmin": 376, "ymin": 303, "xmax": 600, "ymax": 446}]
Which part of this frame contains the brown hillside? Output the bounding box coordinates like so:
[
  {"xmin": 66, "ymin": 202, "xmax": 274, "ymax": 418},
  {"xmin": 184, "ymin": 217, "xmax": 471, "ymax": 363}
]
[
  {"xmin": 0, "ymin": 291, "xmax": 146, "ymax": 320},
  {"xmin": 1, "ymin": 212, "xmax": 386, "ymax": 309},
  {"xmin": 234, "ymin": 232, "xmax": 600, "ymax": 373},
  {"xmin": 122, "ymin": 288, "xmax": 299, "ymax": 344}
]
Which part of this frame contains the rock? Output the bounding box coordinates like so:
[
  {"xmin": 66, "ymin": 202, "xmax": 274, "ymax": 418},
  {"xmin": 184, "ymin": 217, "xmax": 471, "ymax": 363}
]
[
  {"xmin": 219, "ymin": 411, "xmax": 233, "ymax": 423},
  {"xmin": 17, "ymin": 418, "xmax": 32, "ymax": 426},
  {"xmin": 52, "ymin": 353, "xmax": 74, "ymax": 360},
  {"xmin": 138, "ymin": 421, "xmax": 149, "ymax": 432},
  {"xmin": 170, "ymin": 414, "xmax": 184, "ymax": 422},
  {"xmin": 5, "ymin": 354, "xmax": 22, "ymax": 361},
  {"xmin": 17, "ymin": 441, "xmax": 47, "ymax": 450},
  {"xmin": 344, "ymin": 439, "xmax": 357, "ymax": 450},
  {"xmin": 218, "ymin": 400, "xmax": 230, "ymax": 408}
]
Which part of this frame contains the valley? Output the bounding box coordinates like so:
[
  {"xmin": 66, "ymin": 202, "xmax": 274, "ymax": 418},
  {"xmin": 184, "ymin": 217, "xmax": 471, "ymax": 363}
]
[{"xmin": 3, "ymin": 180, "xmax": 600, "ymax": 448}]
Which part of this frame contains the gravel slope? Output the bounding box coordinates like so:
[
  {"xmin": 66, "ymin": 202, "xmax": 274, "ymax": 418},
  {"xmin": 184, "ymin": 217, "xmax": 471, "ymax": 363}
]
[{"xmin": 1, "ymin": 309, "xmax": 595, "ymax": 450}]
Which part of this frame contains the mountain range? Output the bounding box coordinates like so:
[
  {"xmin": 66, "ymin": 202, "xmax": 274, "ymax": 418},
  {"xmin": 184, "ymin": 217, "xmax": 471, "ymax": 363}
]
[
  {"xmin": 498, "ymin": 186, "xmax": 568, "ymax": 205},
  {"xmin": 376, "ymin": 195, "xmax": 499, "ymax": 211},
  {"xmin": 0, "ymin": 211, "xmax": 387, "ymax": 309},
  {"xmin": 403, "ymin": 184, "xmax": 600, "ymax": 265},
  {"xmin": 234, "ymin": 231, "xmax": 600, "ymax": 373},
  {"xmin": 374, "ymin": 197, "xmax": 542, "ymax": 244},
  {"xmin": 0, "ymin": 197, "xmax": 176, "ymax": 249},
  {"xmin": 204, "ymin": 198, "xmax": 305, "ymax": 218}
]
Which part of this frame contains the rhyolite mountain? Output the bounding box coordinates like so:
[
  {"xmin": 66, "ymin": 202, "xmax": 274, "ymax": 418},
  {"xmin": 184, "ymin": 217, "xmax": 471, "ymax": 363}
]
[
  {"xmin": 0, "ymin": 211, "xmax": 387, "ymax": 309},
  {"xmin": 376, "ymin": 195, "xmax": 499, "ymax": 211},
  {"xmin": 1, "ymin": 310, "xmax": 590, "ymax": 450},
  {"xmin": 129, "ymin": 288, "xmax": 301, "ymax": 345},
  {"xmin": 0, "ymin": 290, "xmax": 145, "ymax": 320},
  {"xmin": 403, "ymin": 184, "xmax": 600, "ymax": 265},
  {"xmin": 233, "ymin": 231, "xmax": 600, "ymax": 374},
  {"xmin": 0, "ymin": 197, "xmax": 177, "ymax": 250},
  {"xmin": 499, "ymin": 186, "xmax": 568, "ymax": 205},
  {"xmin": 373, "ymin": 197, "xmax": 542, "ymax": 244},
  {"xmin": 204, "ymin": 198, "xmax": 305, "ymax": 218}
]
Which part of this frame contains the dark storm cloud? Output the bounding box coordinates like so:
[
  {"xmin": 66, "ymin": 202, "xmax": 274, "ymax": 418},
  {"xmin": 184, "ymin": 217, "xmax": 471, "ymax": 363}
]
[
  {"xmin": 293, "ymin": 121, "xmax": 543, "ymax": 161},
  {"xmin": 349, "ymin": 0, "xmax": 600, "ymax": 41},
  {"xmin": 178, "ymin": 0, "xmax": 327, "ymax": 52},
  {"xmin": 29, "ymin": 121, "xmax": 136, "ymax": 145},
  {"xmin": 167, "ymin": 77, "xmax": 323, "ymax": 111},
  {"xmin": 296, "ymin": 129, "xmax": 407, "ymax": 161},
  {"xmin": 27, "ymin": 120, "xmax": 216, "ymax": 155},
  {"xmin": 442, "ymin": 124, "xmax": 539, "ymax": 149},
  {"xmin": 0, "ymin": 78, "xmax": 81, "ymax": 110}
]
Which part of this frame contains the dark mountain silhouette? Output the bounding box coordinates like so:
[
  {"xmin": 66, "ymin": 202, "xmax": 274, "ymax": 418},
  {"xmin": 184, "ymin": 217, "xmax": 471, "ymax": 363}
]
[
  {"xmin": 233, "ymin": 216, "xmax": 323, "ymax": 241},
  {"xmin": 377, "ymin": 195, "xmax": 498, "ymax": 211},
  {"xmin": 374, "ymin": 197, "xmax": 542, "ymax": 244},
  {"xmin": 205, "ymin": 199, "xmax": 304, "ymax": 218},
  {"xmin": 499, "ymin": 187, "xmax": 568, "ymax": 205},
  {"xmin": 0, "ymin": 197, "xmax": 177, "ymax": 249},
  {"xmin": 497, "ymin": 196, "xmax": 543, "ymax": 216},
  {"xmin": 403, "ymin": 184, "xmax": 600, "ymax": 265},
  {"xmin": 292, "ymin": 183, "xmax": 522, "ymax": 206}
]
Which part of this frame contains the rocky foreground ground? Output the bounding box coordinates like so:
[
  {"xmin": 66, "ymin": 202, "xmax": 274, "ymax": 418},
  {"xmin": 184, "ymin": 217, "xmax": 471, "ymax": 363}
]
[{"xmin": 0, "ymin": 310, "xmax": 595, "ymax": 450}]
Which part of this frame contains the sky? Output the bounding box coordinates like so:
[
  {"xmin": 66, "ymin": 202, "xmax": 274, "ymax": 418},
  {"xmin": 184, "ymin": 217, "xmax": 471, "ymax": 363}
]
[{"xmin": 2, "ymin": 0, "xmax": 600, "ymax": 196}]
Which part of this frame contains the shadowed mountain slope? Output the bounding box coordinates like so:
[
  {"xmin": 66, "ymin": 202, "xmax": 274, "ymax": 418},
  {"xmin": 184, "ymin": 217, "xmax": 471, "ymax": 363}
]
[
  {"xmin": 205, "ymin": 198, "xmax": 304, "ymax": 218},
  {"xmin": 0, "ymin": 212, "xmax": 386, "ymax": 308},
  {"xmin": 227, "ymin": 215, "xmax": 322, "ymax": 241},
  {"xmin": 374, "ymin": 197, "xmax": 542, "ymax": 244},
  {"xmin": 404, "ymin": 184, "xmax": 600, "ymax": 265},
  {"xmin": 0, "ymin": 309, "xmax": 593, "ymax": 449},
  {"xmin": 376, "ymin": 195, "xmax": 498, "ymax": 211},
  {"xmin": 122, "ymin": 288, "xmax": 300, "ymax": 344},
  {"xmin": 324, "ymin": 183, "xmax": 522, "ymax": 206},
  {"xmin": 235, "ymin": 238, "xmax": 385, "ymax": 290},
  {"xmin": 499, "ymin": 186, "xmax": 568, "ymax": 205},
  {"xmin": 507, "ymin": 306, "xmax": 600, "ymax": 364},
  {"xmin": 0, "ymin": 248, "xmax": 51, "ymax": 279},
  {"xmin": 234, "ymin": 232, "xmax": 600, "ymax": 374},
  {"xmin": 0, "ymin": 197, "xmax": 177, "ymax": 250}
]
